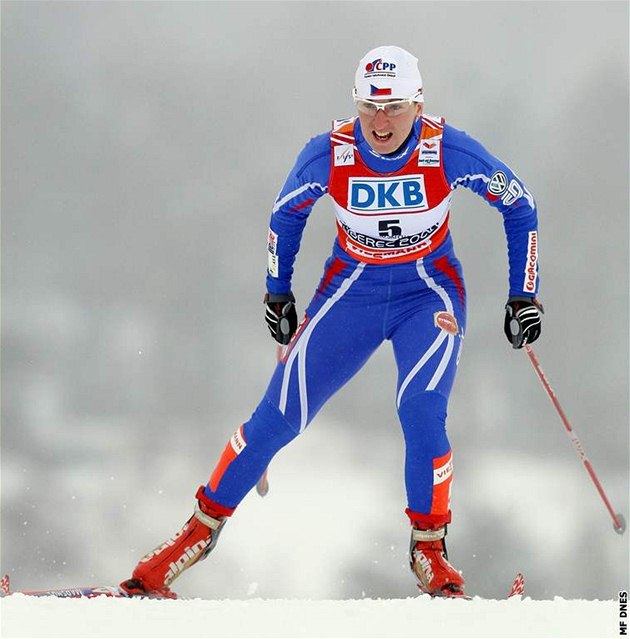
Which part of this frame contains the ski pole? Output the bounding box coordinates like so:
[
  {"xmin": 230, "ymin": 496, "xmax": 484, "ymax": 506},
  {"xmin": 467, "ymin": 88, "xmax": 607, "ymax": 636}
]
[
  {"xmin": 256, "ymin": 344, "xmax": 285, "ymax": 497},
  {"xmin": 524, "ymin": 344, "xmax": 626, "ymax": 535},
  {"xmin": 256, "ymin": 467, "xmax": 269, "ymax": 497}
]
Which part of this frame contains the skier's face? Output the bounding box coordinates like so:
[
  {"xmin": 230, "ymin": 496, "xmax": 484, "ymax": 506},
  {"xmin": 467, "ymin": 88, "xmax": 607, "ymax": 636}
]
[{"xmin": 356, "ymin": 100, "xmax": 423, "ymax": 155}]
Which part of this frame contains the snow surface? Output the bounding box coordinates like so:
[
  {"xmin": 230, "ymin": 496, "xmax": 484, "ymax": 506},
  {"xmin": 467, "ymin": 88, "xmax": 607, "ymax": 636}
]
[{"xmin": 0, "ymin": 595, "xmax": 619, "ymax": 638}]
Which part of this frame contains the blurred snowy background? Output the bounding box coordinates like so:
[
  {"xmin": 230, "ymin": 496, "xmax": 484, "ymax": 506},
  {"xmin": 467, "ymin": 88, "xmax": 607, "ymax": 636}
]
[{"xmin": 2, "ymin": 1, "xmax": 628, "ymax": 603}]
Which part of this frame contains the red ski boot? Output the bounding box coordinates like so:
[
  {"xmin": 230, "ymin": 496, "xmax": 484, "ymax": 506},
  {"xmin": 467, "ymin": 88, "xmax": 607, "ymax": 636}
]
[
  {"xmin": 409, "ymin": 526, "xmax": 466, "ymax": 597},
  {"xmin": 120, "ymin": 486, "xmax": 231, "ymax": 597}
]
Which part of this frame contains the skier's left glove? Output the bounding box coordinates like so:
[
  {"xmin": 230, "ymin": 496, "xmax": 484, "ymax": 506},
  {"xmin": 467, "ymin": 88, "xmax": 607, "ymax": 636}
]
[
  {"xmin": 264, "ymin": 292, "xmax": 298, "ymax": 345},
  {"xmin": 504, "ymin": 297, "xmax": 544, "ymax": 349}
]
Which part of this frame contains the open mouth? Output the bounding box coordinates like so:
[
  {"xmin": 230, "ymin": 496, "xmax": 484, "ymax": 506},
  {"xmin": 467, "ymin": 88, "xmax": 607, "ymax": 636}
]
[{"xmin": 373, "ymin": 131, "xmax": 393, "ymax": 142}]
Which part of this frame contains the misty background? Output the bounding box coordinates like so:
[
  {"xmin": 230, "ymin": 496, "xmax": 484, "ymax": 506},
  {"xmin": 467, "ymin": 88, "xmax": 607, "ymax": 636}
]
[{"xmin": 2, "ymin": 1, "xmax": 628, "ymax": 603}]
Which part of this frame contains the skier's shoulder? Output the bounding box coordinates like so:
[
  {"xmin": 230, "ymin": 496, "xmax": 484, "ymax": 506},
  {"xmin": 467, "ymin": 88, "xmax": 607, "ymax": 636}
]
[
  {"xmin": 293, "ymin": 130, "xmax": 332, "ymax": 181},
  {"xmin": 442, "ymin": 121, "xmax": 492, "ymax": 165}
]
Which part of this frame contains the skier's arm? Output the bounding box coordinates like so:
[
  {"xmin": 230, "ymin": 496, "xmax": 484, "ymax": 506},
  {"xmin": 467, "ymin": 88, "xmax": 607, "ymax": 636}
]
[
  {"xmin": 443, "ymin": 124, "xmax": 539, "ymax": 299},
  {"xmin": 443, "ymin": 124, "xmax": 542, "ymax": 347},
  {"xmin": 265, "ymin": 133, "xmax": 331, "ymax": 296}
]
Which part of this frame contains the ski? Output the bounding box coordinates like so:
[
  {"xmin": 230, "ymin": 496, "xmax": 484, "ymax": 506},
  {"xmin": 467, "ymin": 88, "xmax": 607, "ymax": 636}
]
[
  {"xmin": 508, "ymin": 572, "xmax": 525, "ymax": 597},
  {"xmin": 1, "ymin": 571, "xmax": 524, "ymax": 601},
  {"xmin": 0, "ymin": 574, "xmax": 178, "ymax": 599},
  {"xmin": 428, "ymin": 572, "xmax": 525, "ymax": 600}
]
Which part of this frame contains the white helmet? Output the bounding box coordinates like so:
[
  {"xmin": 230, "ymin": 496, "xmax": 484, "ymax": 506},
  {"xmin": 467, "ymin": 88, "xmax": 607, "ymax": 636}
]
[{"xmin": 354, "ymin": 45, "xmax": 424, "ymax": 102}]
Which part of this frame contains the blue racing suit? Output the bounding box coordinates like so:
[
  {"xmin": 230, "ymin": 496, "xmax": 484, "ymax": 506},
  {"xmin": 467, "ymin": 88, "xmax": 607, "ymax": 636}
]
[{"xmin": 202, "ymin": 115, "xmax": 539, "ymax": 527}]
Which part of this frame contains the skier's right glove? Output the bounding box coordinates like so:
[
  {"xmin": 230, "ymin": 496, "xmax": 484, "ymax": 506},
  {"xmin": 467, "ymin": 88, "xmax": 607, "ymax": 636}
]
[
  {"xmin": 504, "ymin": 297, "xmax": 544, "ymax": 349},
  {"xmin": 264, "ymin": 292, "xmax": 298, "ymax": 345}
]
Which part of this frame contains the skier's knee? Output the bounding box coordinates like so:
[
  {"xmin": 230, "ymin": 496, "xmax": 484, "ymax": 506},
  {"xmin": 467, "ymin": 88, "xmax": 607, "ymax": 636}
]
[
  {"xmin": 398, "ymin": 391, "xmax": 449, "ymax": 445},
  {"xmin": 243, "ymin": 396, "xmax": 303, "ymax": 446}
]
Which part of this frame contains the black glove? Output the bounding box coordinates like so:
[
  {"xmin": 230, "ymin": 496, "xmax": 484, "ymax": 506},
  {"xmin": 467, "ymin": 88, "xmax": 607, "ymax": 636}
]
[
  {"xmin": 504, "ymin": 297, "xmax": 544, "ymax": 349},
  {"xmin": 264, "ymin": 292, "xmax": 298, "ymax": 345}
]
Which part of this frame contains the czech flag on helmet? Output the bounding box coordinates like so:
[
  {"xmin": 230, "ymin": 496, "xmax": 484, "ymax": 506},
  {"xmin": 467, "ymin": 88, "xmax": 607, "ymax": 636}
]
[{"xmin": 370, "ymin": 84, "xmax": 392, "ymax": 96}]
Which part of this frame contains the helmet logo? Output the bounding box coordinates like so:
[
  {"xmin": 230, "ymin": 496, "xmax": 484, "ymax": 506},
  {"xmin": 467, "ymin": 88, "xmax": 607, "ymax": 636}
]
[{"xmin": 365, "ymin": 59, "xmax": 397, "ymax": 73}]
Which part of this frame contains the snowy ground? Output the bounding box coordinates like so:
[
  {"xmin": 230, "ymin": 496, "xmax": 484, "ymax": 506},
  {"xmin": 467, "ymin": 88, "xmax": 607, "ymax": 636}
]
[{"xmin": 0, "ymin": 595, "xmax": 621, "ymax": 639}]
